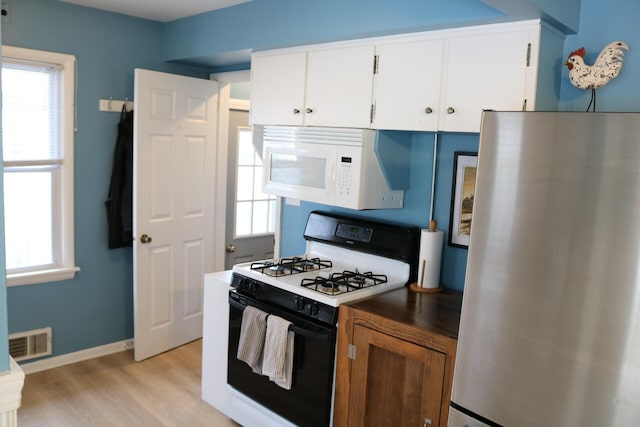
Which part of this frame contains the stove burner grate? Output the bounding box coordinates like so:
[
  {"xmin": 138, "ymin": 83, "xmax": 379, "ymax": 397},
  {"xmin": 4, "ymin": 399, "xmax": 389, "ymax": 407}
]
[
  {"xmin": 250, "ymin": 257, "xmax": 332, "ymax": 277},
  {"xmin": 301, "ymin": 270, "xmax": 388, "ymax": 295}
]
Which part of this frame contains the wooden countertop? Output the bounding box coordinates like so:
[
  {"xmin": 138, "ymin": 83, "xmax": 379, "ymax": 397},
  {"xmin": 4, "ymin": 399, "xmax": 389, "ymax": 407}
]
[{"xmin": 345, "ymin": 286, "xmax": 463, "ymax": 340}]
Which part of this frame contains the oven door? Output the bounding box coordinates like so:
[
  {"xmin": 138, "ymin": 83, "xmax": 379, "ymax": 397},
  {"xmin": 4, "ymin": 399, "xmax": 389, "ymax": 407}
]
[{"xmin": 227, "ymin": 291, "xmax": 336, "ymax": 427}]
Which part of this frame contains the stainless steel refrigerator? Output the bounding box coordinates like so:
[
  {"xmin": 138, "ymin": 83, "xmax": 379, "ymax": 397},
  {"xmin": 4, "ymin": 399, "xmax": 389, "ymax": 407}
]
[{"xmin": 449, "ymin": 111, "xmax": 640, "ymax": 426}]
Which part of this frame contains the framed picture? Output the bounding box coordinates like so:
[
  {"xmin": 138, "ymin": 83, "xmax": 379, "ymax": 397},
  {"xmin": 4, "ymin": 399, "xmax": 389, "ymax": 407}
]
[{"xmin": 448, "ymin": 152, "xmax": 478, "ymax": 248}]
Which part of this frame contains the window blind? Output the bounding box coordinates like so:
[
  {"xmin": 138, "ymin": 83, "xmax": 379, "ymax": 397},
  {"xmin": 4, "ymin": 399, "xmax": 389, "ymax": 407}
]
[{"xmin": 2, "ymin": 60, "xmax": 63, "ymax": 162}]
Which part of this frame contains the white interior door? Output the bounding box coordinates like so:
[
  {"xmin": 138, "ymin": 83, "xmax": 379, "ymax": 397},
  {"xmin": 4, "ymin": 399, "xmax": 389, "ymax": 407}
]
[{"xmin": 133, "ymin": 69, "xmax": 219, "ymax": 361}]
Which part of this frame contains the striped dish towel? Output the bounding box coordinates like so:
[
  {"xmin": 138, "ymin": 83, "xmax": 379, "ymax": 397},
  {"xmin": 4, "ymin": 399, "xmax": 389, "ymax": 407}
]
[
  {"xmin": 262, "ymin": 315, "xmax": 294, "ymax": 390},
  {"xmin": 276, "ymin": 330, "xmax": 295, "ymax": 390},
  {"xmin": 236, "ymin": 305, "xmax": 268, "ymax": 373}
]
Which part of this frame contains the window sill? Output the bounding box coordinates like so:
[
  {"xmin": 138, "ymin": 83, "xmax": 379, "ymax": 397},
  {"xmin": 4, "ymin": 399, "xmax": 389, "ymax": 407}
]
[{"xmin": 7, "ymin": 266, "xmax": 80, "ymax": 287}]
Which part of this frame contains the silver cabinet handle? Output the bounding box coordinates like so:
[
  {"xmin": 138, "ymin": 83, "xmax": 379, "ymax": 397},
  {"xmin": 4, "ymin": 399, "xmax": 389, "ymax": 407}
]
[
  {"xmin": 140, "ymin": 234, "xmax": 152, "ymax": 244},
  {"xmin": 226, "ymin": 244, "xmax": 236, "ymax": 253},
  {"xmin": 425, "ymin": 107, "xmax": 433, "ymax": 114},
  {"xmin": 447, "ymin": 107, "xmax": 455, "ymax": 114},
  {"xmin": 306, "ymin": 107, "xmax": 314, "ymax": 114},
  {"xmin": 423, "ymin": 417, "xmax": 433, "ymax": 426},
  {"xmin": 292, "ymin": 108, "xmax": 300, "ymax": 114}
]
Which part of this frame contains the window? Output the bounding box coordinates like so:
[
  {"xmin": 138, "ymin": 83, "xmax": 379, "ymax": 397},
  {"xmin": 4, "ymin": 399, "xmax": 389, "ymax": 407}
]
[
  {"xmin": 235, "ymin": 127, "xmax": 276, "ymax": 237},
  {"xmin": 1, "ymin": 46, "xmax": 78, "ymax": 286}
]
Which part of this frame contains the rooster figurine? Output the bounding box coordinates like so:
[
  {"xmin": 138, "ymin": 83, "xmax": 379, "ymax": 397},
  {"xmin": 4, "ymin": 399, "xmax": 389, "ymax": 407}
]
[{"xmin": 564, "ymin": 41, "xmax": 628, "ymax": 111}]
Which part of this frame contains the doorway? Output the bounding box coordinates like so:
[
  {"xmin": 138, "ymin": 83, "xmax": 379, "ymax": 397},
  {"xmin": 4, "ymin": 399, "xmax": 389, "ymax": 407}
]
[{"xmin": 224, "ymin": 104, "xmax": 275, "ymax": 269}]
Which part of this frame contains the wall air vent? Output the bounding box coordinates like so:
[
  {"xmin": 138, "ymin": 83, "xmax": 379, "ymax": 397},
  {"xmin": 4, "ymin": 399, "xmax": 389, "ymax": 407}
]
[{"xmin": 9, "ymin": 327, "xmax": 52, "ymax": 362}]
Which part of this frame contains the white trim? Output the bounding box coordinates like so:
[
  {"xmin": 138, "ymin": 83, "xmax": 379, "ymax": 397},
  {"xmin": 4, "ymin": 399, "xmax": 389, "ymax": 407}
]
[
  {"xmin": 229, "ymin": 98, "xmax": 250, "ymax": 111},
  {"xmin": 18, "ymin": 339, "xmax": 134, "ymax": 375},
  {"xmin": 210, "ymin": 70, "xmax": 250, "ymax": 83},
  {"xmin": 2, "ymin": 45, "xmax": 78, "ymax": 286},
  {"xmin": 7, "ymin": 266, "xmax": 80, "ymax": 287},
  {"xmin": 213, "ymin": 81, "xmax": 230, "ymax": 273},
  {"xmin": 273, "ymin": 197, "xmax": 282, "ymax": 259}
]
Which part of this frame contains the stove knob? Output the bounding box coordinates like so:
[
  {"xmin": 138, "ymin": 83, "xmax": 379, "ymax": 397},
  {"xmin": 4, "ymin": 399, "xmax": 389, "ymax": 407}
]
[
  {"xmin": 250, "ymin": 282, "xmax": 260, "ymax": 294},
  {"xmin": 307, "ymin": 302, "xmax": 319, "ymax": 316},
  {"xmin": 294, "ymin": 296, "xmax": 305, "ymax": 311}
]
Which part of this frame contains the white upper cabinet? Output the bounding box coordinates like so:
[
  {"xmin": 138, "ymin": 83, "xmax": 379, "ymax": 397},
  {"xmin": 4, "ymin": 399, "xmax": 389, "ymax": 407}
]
[
  {"xmin": 372, "ymin": 21, "xmax": 542, "ymax": 132},
  {"xmin": 305, "ymin": 45, "xmax": 375, "ymax": 128},
  {"xmin": 372, "ymin": 38, "xmax": 445, "ymax": 131},
  {"xmin": 438, "ymin": 27, "xmax": 534, "ymax": 132},
  {"xmin": 250, "ymin": 51, "xmax": 306, "ymax": 126},
  {"xmin": 250, "ymin": 45, "xmax": 375, "ymax": 128},
  {"xmin": 250, "ymin": 20, "xmax": 556, "ymax": 132}
]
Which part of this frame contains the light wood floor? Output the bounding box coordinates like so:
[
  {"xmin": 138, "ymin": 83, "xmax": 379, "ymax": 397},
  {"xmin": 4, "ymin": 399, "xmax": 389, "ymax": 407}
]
[{"xmin": 18, "ymin": 339, "xmax": 239, "ymax": 427}]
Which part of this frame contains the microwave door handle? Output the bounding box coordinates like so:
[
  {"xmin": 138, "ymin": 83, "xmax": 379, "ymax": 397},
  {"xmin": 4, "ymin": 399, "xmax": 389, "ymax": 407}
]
[{"xmin": 328, "ymin": 155, "xmax": 336, "ymax": 188}]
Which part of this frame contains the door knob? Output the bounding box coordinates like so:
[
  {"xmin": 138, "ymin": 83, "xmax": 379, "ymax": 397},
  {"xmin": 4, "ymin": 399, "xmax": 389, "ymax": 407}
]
[
  {"xmin": 226, "ymin": 244, "xmax": 236, "ymax": 253},
  {"xmin": 140, "ymin": 234, "xmax": 152, "ymax": 244}
]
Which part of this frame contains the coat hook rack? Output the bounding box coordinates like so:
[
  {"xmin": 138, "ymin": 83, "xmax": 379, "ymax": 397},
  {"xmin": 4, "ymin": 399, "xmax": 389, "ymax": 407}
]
[{"xmin": 99, "ymin": 97, "xmax": 134, "ymax": 112}]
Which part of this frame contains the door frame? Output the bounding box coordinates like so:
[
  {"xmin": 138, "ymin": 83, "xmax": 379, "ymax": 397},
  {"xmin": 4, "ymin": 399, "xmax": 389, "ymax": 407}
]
[{"xmin": 210, "ymin": 70, "xmax": 281, "ymax": 264}]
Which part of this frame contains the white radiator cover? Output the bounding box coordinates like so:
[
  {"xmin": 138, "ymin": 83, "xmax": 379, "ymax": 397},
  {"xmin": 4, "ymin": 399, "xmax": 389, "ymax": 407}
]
[{"xmin": 0, "ymin": 358, "xmax": 24, "ymax": 427}]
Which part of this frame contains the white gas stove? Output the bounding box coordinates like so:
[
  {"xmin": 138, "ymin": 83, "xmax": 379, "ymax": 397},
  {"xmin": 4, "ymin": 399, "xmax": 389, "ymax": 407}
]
[
  {"xmin": 231, "ymin": 241, "xmax": 411, "ymax": 307},
  {"xmin": 224, "ymin": 211, "xmax": 419, "ymax": 427},
  {"xmin": 231, "ymin": 211, "xmax": 419, "ymax": 308}
]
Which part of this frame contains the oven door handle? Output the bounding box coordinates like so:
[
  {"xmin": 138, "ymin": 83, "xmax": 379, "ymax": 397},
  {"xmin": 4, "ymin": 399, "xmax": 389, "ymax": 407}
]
[
  {"xmin": 229, "ymin": 296, "xmax": 246, "ymax": 311},
  {"xmin": 229, "ymin": 293, "xmax": 334, "ymax": 338}
]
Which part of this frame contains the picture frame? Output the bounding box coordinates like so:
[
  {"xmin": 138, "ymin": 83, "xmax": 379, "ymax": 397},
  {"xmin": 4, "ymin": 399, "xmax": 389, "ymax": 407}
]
[{"xmin": 448, "ymin": 152, "xmax": 478, "ymax": 248}]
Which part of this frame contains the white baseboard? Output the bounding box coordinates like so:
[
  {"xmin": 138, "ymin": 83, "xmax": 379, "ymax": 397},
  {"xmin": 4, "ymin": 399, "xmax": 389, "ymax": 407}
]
[{"xmin": 19, "ymin": 339, "xmax": 135, "ymax": 375}]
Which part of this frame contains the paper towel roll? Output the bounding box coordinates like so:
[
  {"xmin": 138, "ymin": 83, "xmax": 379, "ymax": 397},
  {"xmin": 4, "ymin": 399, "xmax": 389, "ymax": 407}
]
[{"xmin": 417, "ymin": 229, "xmax": 443, "ymax": 289}]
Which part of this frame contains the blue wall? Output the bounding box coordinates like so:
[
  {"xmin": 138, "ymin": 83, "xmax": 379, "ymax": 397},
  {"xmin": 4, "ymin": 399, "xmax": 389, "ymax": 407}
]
[
  {"xmin": 280, "ymin": 133, "xmax": 479, "ymax": 290},
  {"xmin": 271, "ymin": 0, "xmax": 640, "ymax": 291},
  {"xmin": 164, "ymin": 0, "xmax": 503, "ymax": 68},
  {"xmin": 1, "ymin": 0, "xmax": 639, "ymax": 363},
  {"xmin": 559, "ymin": 0, "xmax": 639, "ymax": 112},
  {"xmin": 2, "ymin": 0, "xmax": 209, "ymax": 360}
]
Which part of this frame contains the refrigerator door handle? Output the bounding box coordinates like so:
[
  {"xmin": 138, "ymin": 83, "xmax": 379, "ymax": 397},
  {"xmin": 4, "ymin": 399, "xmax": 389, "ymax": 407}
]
[{"xmin": 449, "ymin": 402, "xmax": 503, "ymax": 427}]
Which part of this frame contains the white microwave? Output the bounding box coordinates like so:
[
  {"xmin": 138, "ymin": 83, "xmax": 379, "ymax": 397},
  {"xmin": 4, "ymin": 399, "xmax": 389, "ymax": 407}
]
[{"xmin": 261, "ymin": 126, "xmax": 406, "ymax": 210}]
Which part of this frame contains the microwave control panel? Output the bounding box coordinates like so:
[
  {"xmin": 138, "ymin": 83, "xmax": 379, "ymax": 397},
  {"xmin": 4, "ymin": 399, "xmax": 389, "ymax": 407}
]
[
  {"xmin": 335, "ymin": 146, "xmax": 361, "ymax": 207},
  {"xmin": 337, "ymin": 156, "xmax": 353, "ymax": 197}
]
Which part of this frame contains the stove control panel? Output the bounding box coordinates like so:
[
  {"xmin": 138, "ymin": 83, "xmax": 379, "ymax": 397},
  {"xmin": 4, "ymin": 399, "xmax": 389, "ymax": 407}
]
[
  {"xmin": 231, "ymin": 273, "xmax": 338, "ymax": 326},
  {"xmin": 235, "ymin": 275, "xmax": 260, "ymax": 295},
  {"xmin": 336, "ymin": 223, "xmax": 373, "ymax": 243},
  {"xmin": 294, "ymin": 296, "xmax": 319, "ymax": 316}
]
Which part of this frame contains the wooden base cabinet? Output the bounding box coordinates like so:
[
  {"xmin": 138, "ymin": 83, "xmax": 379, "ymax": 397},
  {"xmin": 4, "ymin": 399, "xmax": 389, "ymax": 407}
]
[
  {"xmin": 334, "ymin": 289, "xmax": 462, "ymax": 427},
  {"xmin": 349, "ymin": 324, "xmax": 446, "ymax": 426}
]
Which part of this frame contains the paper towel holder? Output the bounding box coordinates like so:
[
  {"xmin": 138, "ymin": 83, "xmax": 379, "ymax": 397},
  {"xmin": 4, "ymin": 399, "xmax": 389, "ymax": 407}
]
[
  {"xmin": 409, "ymin": 280, "xmax": 442, "ymax": 294},
  {"xmin": 409, "ymin": 220, "xmax": 443, "ymax": 293}
]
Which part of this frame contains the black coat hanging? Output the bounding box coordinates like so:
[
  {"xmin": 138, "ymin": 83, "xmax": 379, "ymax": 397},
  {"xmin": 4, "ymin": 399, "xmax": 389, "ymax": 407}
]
[{"xmin": 106, "ymin": 104, "xmax": 134, "ymax": 249}]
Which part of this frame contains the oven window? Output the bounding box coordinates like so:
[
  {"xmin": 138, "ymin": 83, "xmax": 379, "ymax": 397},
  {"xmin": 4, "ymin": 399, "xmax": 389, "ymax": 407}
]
[{"xmin": 270, "ymin": 153, "xmax": 326, "ymax": 188}]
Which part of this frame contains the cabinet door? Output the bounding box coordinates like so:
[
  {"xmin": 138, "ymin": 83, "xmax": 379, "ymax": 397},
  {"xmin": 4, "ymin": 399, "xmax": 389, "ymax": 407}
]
[
  {"xmin": 348, "ymin": 324, "xmax": 446, "ymax": 427},
  {"xmin": 305, "ymin": 45, "xmax": 375, "ymax": 128},
  {"xmin": 373, "ymin": 38, "xmax": 444, "ymax": 131},
  {"xmin": 439, "ymin": 30, "xmax": 531, "ymax": 132},
  {"xmin": 250, "ymin": 51, "xmax": 306, "ymax": 125}
]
